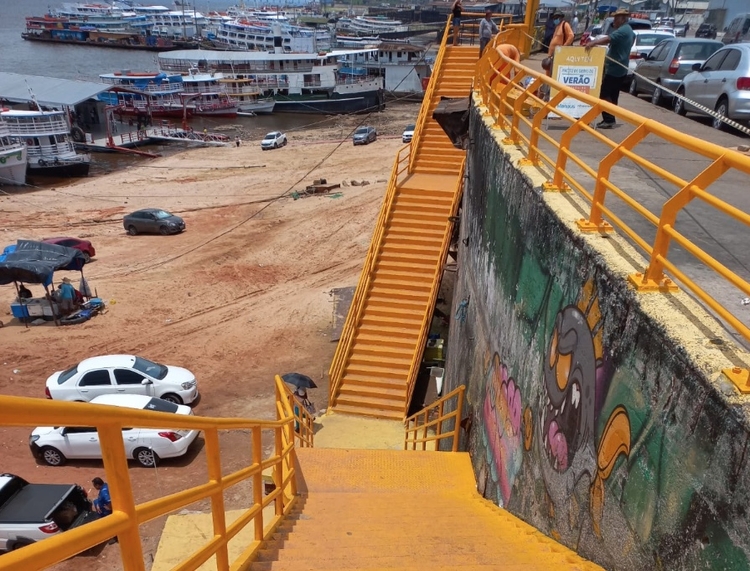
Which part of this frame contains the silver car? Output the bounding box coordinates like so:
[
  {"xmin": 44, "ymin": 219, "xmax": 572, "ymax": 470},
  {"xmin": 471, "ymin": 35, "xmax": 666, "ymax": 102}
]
[
  {"xmin": 630, "ymin": 38, "xmax": 724, "ymax": 105},
  {"xmin": 674, "ymin": 43, "xmax": 750, "ymax": 130}
]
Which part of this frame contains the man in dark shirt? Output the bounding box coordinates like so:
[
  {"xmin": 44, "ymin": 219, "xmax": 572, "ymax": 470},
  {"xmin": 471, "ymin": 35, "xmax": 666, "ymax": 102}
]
[{"xmin": 585, "ymin": 9, "xmax": 635, "ymax": 128}]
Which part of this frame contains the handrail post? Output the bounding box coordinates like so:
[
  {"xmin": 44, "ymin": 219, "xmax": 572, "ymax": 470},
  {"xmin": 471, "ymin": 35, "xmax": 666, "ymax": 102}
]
[
  {"xmin": 252, "ymin": 427, "xmax": 264, "ymax": 541},
  {"xmin": 205, "ymin": 428, "xmax": 229, "ymax": 571},
  {"xmin": 453, "ymin": 387, "xmax": 465, "ymax": 452},
  {"xmin": 99, "ymin": 424, "xmax": 145, "ymax": 571},
  {"xmin": 274, "ymin": 426, "xmax": 284, "ymax": 516}
]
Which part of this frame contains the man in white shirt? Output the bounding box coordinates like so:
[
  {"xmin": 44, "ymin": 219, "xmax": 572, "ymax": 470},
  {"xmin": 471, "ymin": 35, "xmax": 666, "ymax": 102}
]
[{"xmin": 479, "ymin": 9, "xmax": 499, "ymax": 56}]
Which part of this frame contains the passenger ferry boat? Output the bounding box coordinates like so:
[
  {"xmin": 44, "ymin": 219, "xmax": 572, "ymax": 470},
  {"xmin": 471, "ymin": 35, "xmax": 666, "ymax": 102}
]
[
  {"xmin": 158, "ymin": 49, "xmax": 385, "ymax": 115},
  {"xmin": 0, "ymin": 111, "xmax": 90, "ymax": 178},
  {"xmin": 129, "ymin": 6, "xmax": 207, "ymax": 40},
  {"xmin": 213, "ymin": 20, "xmax": 332, "ymax": 53},
  {"xmin": 0, "ymin": 117, "xmax": 27, "ymax": 186},
  {"xmin": 337, "ymin": 16, "xmax": 408, "ymax": 35}
]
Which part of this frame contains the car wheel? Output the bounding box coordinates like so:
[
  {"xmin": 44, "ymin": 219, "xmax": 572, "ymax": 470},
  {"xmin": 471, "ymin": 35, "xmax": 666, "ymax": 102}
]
[
  {"xmin": 40, "ymin": 446, "xmax": 66, "ymax": 466},
  {"xmin": 82, "ymin": 252, "xmax": 91, "ymax": 263},
  {"xmin": 283, "ymin": 139, "xmax": 287, "ymax": 146},
  {"xmin": 11, "ymin": 540, "xmax": 34, "ymax": 551},
  {"xmin": 127, "ymin": 225, "xmax": 138, "ymax": 236},
  {"xmin": 160, "ymin": 393, "xmax": 183, "ymax": 404},
  {"xmin": 629, "ymin": 77, "xmax": 638, "ymax": 96},
  {"xmin": 651, "ymin": 84, "xmax": 663, "ymax": 106},
  {"xmin": 713, "ymin": 98, "xmax": 729, "ymax": 131},
  {"xmin": 159, "ymin": 225, "xmax": 169, "ymax": 236},
  {"xmin": 674, "ymin": 90, "xmax": 687, "ymax": 116},
  {"xmin": 134, "ymin": 447, "xmax": 159, "ymax": 468}
]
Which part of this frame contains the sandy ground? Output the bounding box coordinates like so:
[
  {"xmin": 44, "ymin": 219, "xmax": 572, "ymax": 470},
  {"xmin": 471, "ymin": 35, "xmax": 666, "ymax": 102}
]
[{"xmin": 0, "ymin": 101, "xmax": 421, "ymax": 570}]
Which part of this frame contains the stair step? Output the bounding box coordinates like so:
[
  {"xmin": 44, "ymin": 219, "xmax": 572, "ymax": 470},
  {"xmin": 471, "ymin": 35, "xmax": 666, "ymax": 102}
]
[
  {"xmin": 371, "ymin": 277, "xmax": 433, "ymax": 292},
  {"xmin": 344, "ymin": 362, "xmax": 412, "ymax": 380},
  {"xmin": 363, "ymin": 286, "xmax": 430, "ymax": 302},
  {"xmin": 338, "ymin": 383, "xmax": 407, "ymax": 399},
  {"xmin": 331, "ymin": 403, "xmax": 403, "ymax": 420},
  {"xmin": 388, "ymin": 215, "xmax": 448, "ymax": 230},
  {"xmin": 374, "ymin": 259, "xmax": 437, "ymax": 273},
  {"xmin": 365, "ymin": 293, "xmax": 429, "ymax": 309},
  {"xmin": 354, "ymin": 330, "xmax": 417, "ymax": 347},
  {"xmin": 363, "ymin": 303, "xmax": 426, "ymax": 319},
  {"xmin": 340, "ymin": 374, "xmax": 409, "ymax": 391},
  {"xmin": 335, "ymin": 393, "xmax": 405, "ymax": 411},
  {"xmin": 385, "ymin": 223, "xmax": 445, "ymax": 238},
  {"xmin": 347, "ymin": 349, "xmax": 413, "ymax": 367},
  {"xmin": 379, "ymin": 243, "xmax": 439, "ymax": 257},
  {"xmin": 359, "ymin": 311, "xmax": 424, "ymax": 328}
]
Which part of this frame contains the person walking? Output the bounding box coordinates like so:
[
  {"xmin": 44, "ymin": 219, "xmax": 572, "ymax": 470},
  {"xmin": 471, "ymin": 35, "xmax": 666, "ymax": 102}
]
[
  {"xmin": 479, "ymin": 9, "xmax": 499, "ymax": 57},
  {"xmin": 451, "ymin": 0, "xmax": 462, "ymax": 46},
  {"xmin": 585, "ymin": 8, "xmax": 635, "ymax": 129},
  {"xmin": 544, "ymin": 11, "xmax": 575, "ymax": 76}
]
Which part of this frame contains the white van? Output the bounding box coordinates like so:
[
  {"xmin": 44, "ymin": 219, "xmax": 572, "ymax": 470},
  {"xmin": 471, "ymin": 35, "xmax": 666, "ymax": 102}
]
[{"xmin": 722, "ymin": 13, "xmax": 750, "ymax": 45}]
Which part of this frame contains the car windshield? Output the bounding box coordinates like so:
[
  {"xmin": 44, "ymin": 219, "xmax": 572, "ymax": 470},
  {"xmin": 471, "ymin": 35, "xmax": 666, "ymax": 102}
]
[
  {"xmin": 355, "ymin": 127, "xmax": 369, "ymax": 135},
  {"xmin": 132, "ymin": 357, "xmax": 168, "ymax": 380},
  {"xmin": 405, "ymin": 125, "xmax": 415, "ymax": 131},
  {"xmin": 58, "ymin": 365, "xmax": 78, "ymax": 384},
  {"xmin": 678, "ymin": 42, "xmax": 722, "ymax": 60},
  {"xmin": 153, "ymin": 210, "xmax": 173, "ymax": 220},
  {"xmin": 142, "ymin": 398, "xmax": 179, "ymax": 413},
  {"xmin": 636, "ymin": 34, "xmax": 673, "ymax": 46},
  {"xmin": 263, "ymin": 133, "xmax": 277, "ymax": 140}
]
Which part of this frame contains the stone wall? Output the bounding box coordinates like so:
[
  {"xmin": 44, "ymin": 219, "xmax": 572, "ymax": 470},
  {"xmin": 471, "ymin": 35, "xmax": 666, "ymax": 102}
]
[{"xmin": 444, "ymin": 101, "xmax": 750, "ymax": 570}]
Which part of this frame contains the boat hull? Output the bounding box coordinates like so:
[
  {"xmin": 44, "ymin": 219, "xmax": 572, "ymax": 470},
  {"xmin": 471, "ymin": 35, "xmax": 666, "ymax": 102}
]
[
  {"xmin": 237, "ymin": 101, "xmax": 276, "ymax": 114},
  {"xmin": 28, "ymin": 159, "xmax": 91, "ymax": 178},
  {"xmin": 0, "ymin": 148, "xmax": 27, "ymax": 186},
  {"xmin": 21, "ymin": 33, "xmax": 198, "ymax": 51},
  {"xmin": 273, "ymin": 90, "xmax": 384, "ymax": 115}
]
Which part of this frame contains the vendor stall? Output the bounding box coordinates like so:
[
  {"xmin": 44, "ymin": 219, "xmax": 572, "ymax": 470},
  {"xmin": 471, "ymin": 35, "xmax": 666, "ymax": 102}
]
[{"xmin": 0, "ymin": 240, "xmax": 100, "ymax": 326}]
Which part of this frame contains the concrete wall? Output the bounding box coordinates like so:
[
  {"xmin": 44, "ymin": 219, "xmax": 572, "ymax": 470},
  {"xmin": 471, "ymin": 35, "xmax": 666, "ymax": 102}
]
[{"xmin": 444, "ymin": 100, "xmax": 750, "ymax": 570}]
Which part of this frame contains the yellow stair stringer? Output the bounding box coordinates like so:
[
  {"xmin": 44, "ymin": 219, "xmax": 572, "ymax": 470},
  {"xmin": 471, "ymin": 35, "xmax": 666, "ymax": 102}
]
[
  {"xmin": 327, "ymin": 44, "xmax": 472, "ymax": 421},
  {"xmin": 249, "ymin": 448, "xmax": 605, "ymax": 571}
]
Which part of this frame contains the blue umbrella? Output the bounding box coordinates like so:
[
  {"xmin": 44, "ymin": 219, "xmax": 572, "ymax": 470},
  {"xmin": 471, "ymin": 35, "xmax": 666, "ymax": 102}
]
[{"xmin": 282, "ymin": 373, "xmax": 317, "ymax": 390}]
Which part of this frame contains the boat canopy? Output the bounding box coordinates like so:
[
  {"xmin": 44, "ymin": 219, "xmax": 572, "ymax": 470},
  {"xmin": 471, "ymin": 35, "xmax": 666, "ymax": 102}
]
[{"xmin": 0, "ymin": 240, "xmax": 86, "ymax": 286}]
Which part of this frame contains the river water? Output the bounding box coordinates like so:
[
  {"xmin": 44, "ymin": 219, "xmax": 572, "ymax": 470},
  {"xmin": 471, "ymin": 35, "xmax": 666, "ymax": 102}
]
[{"xmin": 0, "ymin": 0, "xmax": 357, "ymax": 182}]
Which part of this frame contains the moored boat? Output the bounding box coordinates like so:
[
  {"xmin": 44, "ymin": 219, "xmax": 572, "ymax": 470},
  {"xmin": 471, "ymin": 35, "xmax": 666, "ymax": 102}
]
[
  {"xmin": 0, "ymin": 117, "xmax": 27, "ymax": 186},
  {"xmin": 0, "ymin": 111, "xmax": 90, "ymax": 178}
]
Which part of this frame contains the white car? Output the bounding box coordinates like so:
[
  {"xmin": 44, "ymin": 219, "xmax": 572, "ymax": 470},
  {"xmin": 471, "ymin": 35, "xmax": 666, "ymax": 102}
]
[
  {"xmin": 260, "ymin": 131, "xmax": 287, "ymax": 150},
  {"xmin": 45, "ymin": 355, "xmax": 199, "ymax": 405},
  {"xmin": 629, "ymin": 31, "xmax": 677, "ymax": 75},
  {"xmin": 30, "ymin": 394, "xmax": 200, "ymax": 468},
  {"xmin": 402, "ymin": 124, "xmax": 415, "ymax": 143}
]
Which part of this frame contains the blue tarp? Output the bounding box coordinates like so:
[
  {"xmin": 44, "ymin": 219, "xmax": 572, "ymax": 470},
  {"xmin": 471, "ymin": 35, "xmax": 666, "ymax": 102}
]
[{"xmin": 0, "ymin": 240, "xmax": 86, "ymax": 286}]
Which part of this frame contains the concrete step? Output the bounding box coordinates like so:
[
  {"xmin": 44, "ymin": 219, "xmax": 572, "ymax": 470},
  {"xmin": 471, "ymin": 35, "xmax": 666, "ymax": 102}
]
[
  {"xmin": 334, "ymin": 393, "xmax": 405, "ymax": 412},
  {"xmin": 330, "ymin": 403, "xmax": 403, "ymax": 420}
]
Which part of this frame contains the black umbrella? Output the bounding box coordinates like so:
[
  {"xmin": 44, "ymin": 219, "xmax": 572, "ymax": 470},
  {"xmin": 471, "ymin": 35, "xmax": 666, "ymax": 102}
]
[{"xmin": 282, "ymin": 373, "xmax": 317, "ymax": 390}]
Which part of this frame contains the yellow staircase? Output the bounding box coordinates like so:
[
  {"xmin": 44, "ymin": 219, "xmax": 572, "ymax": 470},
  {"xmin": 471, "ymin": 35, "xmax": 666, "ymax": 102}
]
[
  {"xmin": 329, "ymin": 46, "xmax": 477, "ymax": 420},
  {"xmin": 249, "ymin": 448, "xmax": 604, "ymax": 571}
]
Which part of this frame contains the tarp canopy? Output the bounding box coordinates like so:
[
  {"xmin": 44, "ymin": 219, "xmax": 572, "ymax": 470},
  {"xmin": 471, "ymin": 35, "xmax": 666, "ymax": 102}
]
[
  {"xmin": 0, "ymin": 240, "xmax": 86, "ymax": 286},
  {"xmin": 0, "ymin": 73, "xmax": 110, "ymax": 108}
]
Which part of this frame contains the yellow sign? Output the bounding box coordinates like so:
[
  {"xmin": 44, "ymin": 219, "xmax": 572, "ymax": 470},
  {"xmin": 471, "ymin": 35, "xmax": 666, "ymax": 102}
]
[{"xmin": 550, "ymin": 46, "xmax": 606, "ymax": 119}]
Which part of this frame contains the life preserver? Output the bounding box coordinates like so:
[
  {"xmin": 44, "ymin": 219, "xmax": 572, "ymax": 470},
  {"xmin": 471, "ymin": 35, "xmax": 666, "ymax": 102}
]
[
  {"xmin": 38, "ymin": 158, "xmax": 47, "ymax": 167},
  {"xmin": 70, "ymin": 126, "xmax": 86, "ymax": 143},
  {"xmin": 26, "ymin": 139, "xmax": 33, "ymax": 146}
]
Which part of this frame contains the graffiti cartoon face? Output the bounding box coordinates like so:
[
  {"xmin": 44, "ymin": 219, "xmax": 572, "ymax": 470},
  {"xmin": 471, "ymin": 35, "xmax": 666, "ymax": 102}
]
[{"xmin": 542, "ymin": 305, "xmax": 597, "ymax": 473}]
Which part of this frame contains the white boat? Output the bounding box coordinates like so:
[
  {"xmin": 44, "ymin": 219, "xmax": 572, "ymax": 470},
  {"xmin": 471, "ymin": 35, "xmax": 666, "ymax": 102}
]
[
  {"xmin": 213, "ymin": 19, "xmax": 332, "ymax": 53},
  {"xmin": 337, "ymin": 16, "xmax": 408, "ymax": 35},
  {"xmin": 0, "ymin": 118, "xmax": 27, "ymax": 186},
  {"xmin": 159, "ymin": 49, "xmax": 385, "ymax": 115},
  {"xmin": 129, "ymin": 5, "xmax": 207, "ymax": 40},
  {"xmin": 0, "ymin": 111, "xmax": 90, "ymax": 178}
]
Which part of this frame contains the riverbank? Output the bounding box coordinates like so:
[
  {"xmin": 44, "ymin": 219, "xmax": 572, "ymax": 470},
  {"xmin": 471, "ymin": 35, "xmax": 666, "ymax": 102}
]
[{"xmin": 0, "ymin": 102, "xmax": 418, "ymax": 570}]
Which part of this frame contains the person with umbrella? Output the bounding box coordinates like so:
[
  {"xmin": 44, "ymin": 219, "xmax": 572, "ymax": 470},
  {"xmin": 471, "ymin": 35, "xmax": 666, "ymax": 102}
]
[{"xmin": 282, "ymin": 373, "xmax": 317, "ymax": 425}]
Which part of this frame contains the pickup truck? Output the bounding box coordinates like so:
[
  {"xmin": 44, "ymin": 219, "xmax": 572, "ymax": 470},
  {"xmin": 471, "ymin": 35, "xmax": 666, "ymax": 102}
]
[{"xmin": 0, "ymin": 473, "xmax": 97, "ymax": 552}]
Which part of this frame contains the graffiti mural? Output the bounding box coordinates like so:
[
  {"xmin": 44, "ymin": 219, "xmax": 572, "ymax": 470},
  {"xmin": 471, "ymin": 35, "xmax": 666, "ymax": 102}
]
[{"xmin": 452, "ymin": 111, "xmax": 750, "ymax": 571}]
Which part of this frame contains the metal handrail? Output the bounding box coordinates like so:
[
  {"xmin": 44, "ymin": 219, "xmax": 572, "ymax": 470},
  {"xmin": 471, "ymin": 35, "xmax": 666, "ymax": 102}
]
[
  {"xmin": 279, "ymin": 381, "xmax": 315, "ymax": 448},
  {"xmin": 403, "ymin": 157, "xmax": 465, "ymax": 414},
  {"xmin": 404, "ymin": 385, "xmax": 465, "ymax": 452},
  {"xmin": 476, "ymin": 46, "xmax": 750, "ymax": 342},
  {"xmin": 408, "ymin": 16, "xmax": 451, "ymax": 174},
  {"xmin": 0, "ymin": 375, "xmax": 299, "ymax": 571},
  {"xmin": 328, "ymin": 145, "xmax": 411, "ymax": 407}
]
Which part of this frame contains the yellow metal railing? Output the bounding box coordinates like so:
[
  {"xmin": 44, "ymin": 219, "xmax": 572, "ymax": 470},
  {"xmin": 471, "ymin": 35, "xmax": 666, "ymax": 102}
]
[
  {"xmin": 476, "ymin": 44, "xmax": 750, "ymax": 343},
  {"xmin": 0, "ymin": 375, "xmax": 299, "ymax": 571},
  {"xmin": 408, "ymin": 17, "xmax": 451, "ymax": 174},
  {"xmin": 404, "ymin": 385, "xmax": 465, "ymax": 452},
  {"xmin": 328, "ymin": 145, "xmax": 412, "ymax": 407},
  {"xmin": 403, "ymin": 157, "xmax": 466, "ymax": 414},
  {"xmin": 280, "ymin": 382, "xmax": 314, "ymax": 449}
]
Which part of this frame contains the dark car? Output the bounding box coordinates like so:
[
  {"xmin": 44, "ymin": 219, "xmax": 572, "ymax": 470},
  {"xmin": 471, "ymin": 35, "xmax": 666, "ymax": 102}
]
[
  {"xmin": 696, "ymin": 23, "xmax": 717, "ymax": 39},
  {"xmin": 123, "ymin": 208, "xmax": 185, "ymax": 236},
  {"xmin": 42, "ymin": 237, "xmax": 95, "ymax": 262},
  {"xmin": 352, "ymin": 126, "xmax": 377, "ymax": 145}
]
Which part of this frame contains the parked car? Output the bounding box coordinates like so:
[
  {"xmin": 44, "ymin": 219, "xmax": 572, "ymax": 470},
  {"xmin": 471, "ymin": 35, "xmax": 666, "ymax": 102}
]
[
  {"xmin": 696, "ymin": 23, "xmax": 718, "ymax": 39},
  {"xmin": 45, "ymin": 354, "xmax": 199, "ymax": 405},
  {"xmin": 628, "ymin": 31, "xmax": 679, "ymax": 76},
  {"xmin": 653, "ymin": 26, "xmax": 676, "ymax": 35},
  {"xmin": 260, "ymin": 131, "xmax": 287, "ymax": 150},
  {"xmin": 0, "ymin": 474, "xmax": 96, "ymax": 552},
  {"xmin": 402, "ymin": 124, "xmax": 415, "ymax": 143},
  {"xmin": 674, "ymin": 44, "xmax": 750, "ymax": 130},
  {"xmin": 353, "ymin": 126, "xmax": 377, "ymax": 145},
  {"xmin": 673, "ymin": 24, "xmax": 688, "ymax": 37},
  {"xmin": 42, "ymin": 237, "xmax": 96, "ymax": 262},
  {"xmin": 722, "ymin": 13, "xmax": 750, "ymax": 45},
  {"xmin": 30, "ymin": 394, "xmax": 200, "ymax": 468},
  {"xmin": 631, "ymin": 39, "xmax": 724, "ymax": 104},
  {"xmin": 123, "ymin": 208, "xmax": 185, "ymax": 236},
  {"xmin": 579, "ymin": 24, "xmax": 602, "ymax": 46},
  {"xmin": 598, "ymin": 17, "xmax": 652, "ymax": 38}
]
